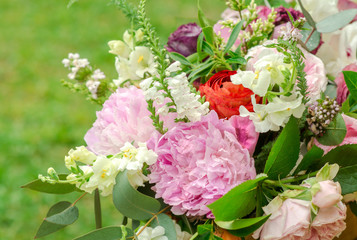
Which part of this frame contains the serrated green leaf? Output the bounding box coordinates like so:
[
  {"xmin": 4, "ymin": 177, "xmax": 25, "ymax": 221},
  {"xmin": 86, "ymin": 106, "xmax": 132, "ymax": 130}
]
[
  {"xmin": 221, "ymin": 215, "xmax": 270, "ymax": 237},
  {"xmin": 169, "ymin": 52, "xmax": 192, "ymax": 66},
  {"xmin": 316, "ymin": 9, "xmax": 357, "ymax": 33},
  {"xmin": 264, "ymin": 117, "xmax": 300, "ymax": 179},
  {"xmin": 74, "ymin": 226, "xmax": 134, "ymax": 240},
  {"xmin": 317, "ymin": 114, "xmax": 347, "ymax": 146},
  {"xmin": 150, "ymin": 213, "xmax": 177, "ymax": 240},
  {"xmin": 300, "ymin": 23, "xmax": 320, "ymax": 51},
  {"xmin": 35, "ymin": 201, "xmax": 77, "ymax": 239},
  {"xmin": 343, "ymin": 71, "xmax": 357, "ymax": 102},
  {"xmin": 297, "ymin": 0, "xmax": 316, "ymax": 28},
  {"xmin": 224, "ymin": 20, "xmax": 243, "ymax": 53},
  {"xmin": 293, "ymin": 145, "xmax": 324, "ymax": 175},
  {"xmin": 112, "ymin": 170, "xmax": 160, "ymax": 220},
  {"xmin": 45, "ymin": 205, "xmax": 78, "ymax": 225},
  {"xmin": 22, "ymin": 174, "xmax": 79, "ymax": 194},
  {"xmin": 208, "ymin": 176, "xmax": 267, "ymax": 221},
  {"xmin": 202, "ymin": 26, "xmax": 214, "ymax": 45}
]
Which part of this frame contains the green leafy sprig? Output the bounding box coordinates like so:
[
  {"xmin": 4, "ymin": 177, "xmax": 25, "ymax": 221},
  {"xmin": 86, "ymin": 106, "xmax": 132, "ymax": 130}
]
[{"xmin": 111, "ymin": 0, "xmax": 139, "ymax": 25}]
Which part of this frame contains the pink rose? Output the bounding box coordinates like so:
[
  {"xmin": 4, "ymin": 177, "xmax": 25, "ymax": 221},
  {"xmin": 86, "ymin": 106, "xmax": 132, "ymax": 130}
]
[
  {"xmin": 310, "ymin": 202, "xmax": 347, "ymax": 240},
  {"xmin": 253, "ymin": 198, "xmax": 312, "ymax": 240},
  {"xmin": 315, "ymin": 114, "xmax": 357, "ymax": 154},
  {"xmin": 148, "ymin": 111, "xmax": 257, "ymax": 217},
  {"xmin": 246, "ymin": 43, "xmax": 327, "ymax": 102},
  {"xmin": 312, "ymin": 180, "xmax": 343, "ymax": 209},
  {"xmin": 335, "ymin": 63, "xmax": 357, "ymax": 104}
]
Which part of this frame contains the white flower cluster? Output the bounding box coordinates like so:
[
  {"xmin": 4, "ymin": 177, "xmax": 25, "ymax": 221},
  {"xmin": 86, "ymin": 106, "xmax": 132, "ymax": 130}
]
[
  {"xmin": 62, "ymin": 53, "xmax": 105, "ymax": 99},
  {"xmin": 108, "ymin": 29, "xmax": 156, "ymax": 87},
  {"xmin": 231, "ymin": 49, "xmax": 305, "ymax": 132},
  {"xmin": 40, "ymin": 143, "xmax": 157, "ymax": 197},
  {"xmin": 278, "ymin": 22, "xmax": 303, "ymax": 41},
  {"xmin": 140, "ymin": 61, "xmax": 209, "ymax": 122}
]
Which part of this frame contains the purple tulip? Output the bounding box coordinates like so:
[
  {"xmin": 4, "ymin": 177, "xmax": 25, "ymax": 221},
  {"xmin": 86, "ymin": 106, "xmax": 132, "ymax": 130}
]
[{"xmin": 166, "ymin": 23, "xmax": 202, "ymax": 57}]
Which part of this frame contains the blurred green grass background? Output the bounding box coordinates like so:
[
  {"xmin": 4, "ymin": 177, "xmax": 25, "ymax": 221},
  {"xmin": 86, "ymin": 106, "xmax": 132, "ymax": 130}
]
[{"xmin": 0, "ymin": 0, "xmax": 225, "ymax": 239}]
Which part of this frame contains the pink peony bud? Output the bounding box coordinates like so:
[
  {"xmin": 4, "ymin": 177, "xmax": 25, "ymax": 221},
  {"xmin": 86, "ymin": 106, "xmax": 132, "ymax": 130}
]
[{"xmin": 312, "ymin": 180, "xmax": 343, "ymax": 209}]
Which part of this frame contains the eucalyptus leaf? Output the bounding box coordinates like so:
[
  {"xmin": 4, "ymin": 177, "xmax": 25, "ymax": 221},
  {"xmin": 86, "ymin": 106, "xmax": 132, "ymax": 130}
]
[
  {"xmin": 343, "ymin": 71, "xmax": 357, "ymax": 102},
  {"xmin": 74, "ymin": 226, "xmax": 134, "ymax": 240},
  {"xmin": 21, "ymin": 174, "xmax": 79, "ymax": 194},
  {"xmin": 293, "ymin": 145, "xmax": 324, "ymax": 175},
  {"xmin": 208, "ymin": 176, "xmax": 267, "ymax": 221},
  {"xmin": 300, "ymin": 22, "xmax": 320, "ymax": 52},
  {"xmin": 224, "ymin": 21, "xmax": 243, "ymax": 53},
  {"xmin": 264, "ymin": 117, "xmax": 300, "ymax": 179},
  {"xmin": 35, "ymin": 201, "xmax": 78, "ymax": 239},
  {"xmin": 45, "ymin": 205, "xmax": 79, "ymax": 225},
  {"xmin": 316, "ymin": 114, "xmax": 347, "ymax": 146},
  {"xmin": 112, "ymin": 170, "xmax": 161, "ymax": 220},
  {"xmin": 297, "ymin": 0, "xmax": 316, "ymax": 28},
  {"xmin": 150, "ymin": 213, "xmax": 177, "ymax": 240},
  {"xmin": 324, "ymin": 84, "xmax": 337, "ymax": 99},
  {"xmin": 168, "ymin": 52, "xmax": 192, "ymax": 66},
  {"xmin": 316, "ymin": 9, "xmax": 357, "ymax": 33}
]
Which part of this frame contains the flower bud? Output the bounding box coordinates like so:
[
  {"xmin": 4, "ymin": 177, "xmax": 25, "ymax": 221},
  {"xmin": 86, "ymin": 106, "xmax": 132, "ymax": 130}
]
[
  {"xmin": 135, "ymin": 29, "xmax": 144, "ymax": 42},
  {"xmin": 312, "ymin": 180, "xmax": 342, "ymax": 208},
  {"xmin": 108, "ymin": 40, "xmax": 130, "ymax": 58},
  {"xmin": 65, "ymin": 156, "xmax": 76, "ymax": 170},
  {"xmin": 68, "ymin": 146, "xmax": 97, "ymax": 165}
]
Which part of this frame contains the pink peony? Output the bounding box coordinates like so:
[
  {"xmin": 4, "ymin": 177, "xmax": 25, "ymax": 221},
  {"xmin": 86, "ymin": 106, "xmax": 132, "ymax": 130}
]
[
  {"xmin": 315, "ymin": 114, "xmax": 357, "ymax": 154},
  {"xmin": 148, "ymin": 111, "xmax": 257, "ymax": 217},
  {"xmin": 253, "ymin": 198, "xmax": 312, "ymax": 240},
  {"xmin": 310, "ymin": 202, "xmax": 347, "ymax": 240},
  {"xmin": 335, "ymin": 63, "xmax": 357, "ymax": 104},
  {"xmin": 84, "ymin": 86, "xmax": 175, "ymax": 155},
  {"xmin": 312, "ymin": 180, "xmax": 343, "ymax": 209},
  {"xmin": 246, "ymin": 43, "xmax": 327, "ymax": 103}
]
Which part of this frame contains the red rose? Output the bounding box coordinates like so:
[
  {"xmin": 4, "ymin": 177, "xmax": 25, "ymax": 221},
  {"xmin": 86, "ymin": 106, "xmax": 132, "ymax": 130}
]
[{"xmin": 199, "ymin": 70, "xmax": 260, "ymax": 119}]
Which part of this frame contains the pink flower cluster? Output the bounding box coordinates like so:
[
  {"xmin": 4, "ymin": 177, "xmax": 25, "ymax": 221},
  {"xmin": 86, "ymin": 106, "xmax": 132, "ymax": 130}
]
[
  {"xmin": 148, "ymin": 111, "xmax": 258, "ymax": 217},
  {"xmin": 253, "ymin": 180, "xmax": 346, "ymax": 240}
]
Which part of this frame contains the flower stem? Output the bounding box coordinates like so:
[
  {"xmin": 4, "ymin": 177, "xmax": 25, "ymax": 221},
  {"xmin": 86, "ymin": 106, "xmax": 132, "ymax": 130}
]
[
  {"xmin": 94, "ymin": 188, "xmax": 102, "ymax": 229},
  {"xmin": 135, "ymin": 206, "xmax": 170, "ymax": 237},
  {"xmin": 71, "ymin": 192, "xmax": 87, "ymax": 206},
  {"xmin": 304, "ymin": 27, "xmax": 316, "ymax": 45}
]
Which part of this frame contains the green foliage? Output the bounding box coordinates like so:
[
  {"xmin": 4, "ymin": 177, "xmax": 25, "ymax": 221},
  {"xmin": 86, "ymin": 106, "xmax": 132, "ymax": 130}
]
[
  {"xmin": 150, "ymin": 213, "xmax": 177, "ymax": 240},
  {"xmin": 21, "ymin": 174, "xmax": 79, "ymax": 194},
  {"xmin": 194, "ymin": 222, "xmax": 223, "ymax": 240},
  {"xmin": 300, "ymin": 23, "xmax": 321, "ymax": 52},
  {"xmin": 343, "ymin": 71, "xmax": 357, "ymax": 102},
  {"xmin": 296, "ymin": 0, "xmax": 316, "ymax": 28},
  {"xmin": 316, "ymin": 9, "xmax": 357, "ymax": 33},
  {"xmin": 224, "ymin": 21, "xmax": 244, "ymax": 53},
  {"xmin": 110, "ymin": 0, "xmax": 139, "ymax": 25},
  {"xmin": 35, "ymin": 201, "xmax": 78, "ymax": 238},
  {"xmin": 316, "ymin": 113, "xmax": 347, "ymax": 146},
  {"xmin": 293, "ymin": 145, "xmax": 324, "ymax": 175},
  {"xmin": 74, "ymin": 226, "xmax": 134, "ymax": 240},
  {"xmin": 334, "ymin": 165, "xmax": 357, "ymax": 195},
  {"xmin": 112, "ymin": 170, "xmax": 161, "ymax": 220},
  {"xmin": 264, "ymin": 117, "xmax": 300, "ymax": 179},
  {"xmin": 208, "ymin": 175, "xmax": 267, "ymax": 221}
]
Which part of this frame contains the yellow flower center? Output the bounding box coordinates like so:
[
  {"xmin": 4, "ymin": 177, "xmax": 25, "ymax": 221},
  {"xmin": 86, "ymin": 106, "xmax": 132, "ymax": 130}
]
[
  {"xmin": 137, "ymin": 55, "xmax": 144, "ymax": 63},
  {"xmin": 101, "ymin": 169, "xmax": 107, "ymax": 178}
]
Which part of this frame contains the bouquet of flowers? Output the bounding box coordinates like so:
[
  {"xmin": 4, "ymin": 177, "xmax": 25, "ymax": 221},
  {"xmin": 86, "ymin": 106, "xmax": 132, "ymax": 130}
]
[{"xmin": 23, "ymin": 0, "xmax": 357, "ymax": 239}]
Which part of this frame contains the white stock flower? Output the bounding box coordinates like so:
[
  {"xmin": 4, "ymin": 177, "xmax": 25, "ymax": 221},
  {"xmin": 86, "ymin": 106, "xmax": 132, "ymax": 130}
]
[
  {"xmin": 68, "ymin": 146, "xmax": 97, "ymax": 165},
  {"xmin": 67, "ymin": 165, "xmax": 96, "ymax": 194},
  {"xmin": 118, "ymin": 142, "xmax": 157, "ymax": 171},
  {"xmin": 123, "ymin": 30, "xmax": 134, "ymax": 49},
  {"xmin": 129, "ymin": 46, "xmax": 156, "ymax": 78},
  {"xmin": 136, "ymin": 226, "xmax": 168, "ymax": 240},
  {"xmin": 231, "ymin": 70, "xmax": 271, "ymax": 97},
  {"xmin": 135, "ymin": 29, "xmax": 144, "ymax": 42},
  {"xmin": 240, "ymin": 94, "xmax": 305, "ymax": 132},
  {"xmin": 113, "ymin": 57, "xmax": 140, "ymax": 86},
  {"xmin": 108, "ymin": 40, "xmax": 130, "ymax": 58},
  {"xmin": 167, "ymin": 73, "xmax": 209, "ymax": 122}
]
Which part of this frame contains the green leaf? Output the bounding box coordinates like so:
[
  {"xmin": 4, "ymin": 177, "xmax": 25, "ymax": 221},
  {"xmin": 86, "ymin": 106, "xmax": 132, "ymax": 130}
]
[
  {"xmin": 188, "ymin": 61, "xmax": 215, "ymax": 82},
  {"xmin": 343, "ymin": 71, "xmax": 357, "ymax": 102},
  {"xmin": 208, "ymin": 176, "xmax": 267, "ymax": 221},
  {"xmin": 45, "ymin": 205, "xmax": 78, "ymax": 225},
  {"xmin": 35, "ymin": 201, "xmax": 78, "ymax": 239},
  {"xmin": 269, "ymin": 0, "xmax": 290, "ymax": 7},
  {"xmin": 197, "ymin": 32, "xmax": 204, "ymax": 54},
  {"xmin": 21, "ymin": 174, "xmax": 79, "ymax": 194},
  {"xmin": 316, "ymin": 9, "xmax": 357, "ymax": 33},
  {"xmin": 169, "ymin": 52, "xmax": 192, "ymax": 66},
  {"xmin": 202, "ymin": 41, "xmax": 214, "ymax": 55},
  {"xmin": 297, "ymin": 0, "xmax": 316, "ymax": 28},
  {"xmin": 313, "ymin": 144, "xmax": 357, "ymax": 170},
  {"xmin": 224, "ymin": 21, "xmax": 244, "ymax": 53},
  {"xmin": 264, "ymin": 117, "xmax": 300, "ymax": 179},
  {"xmin": 150, "ymin": 213, "xmax": 177, "ymax": 240},
  {"xmin": 226, "ymin": 57, "xmax": 247, "ymax": 65},
  {"xmin": 74, "ymin": 226, "xmax": 134, "ymax": 240},
  {"xmin": 334, "ymin": 165, "xmax": 357, "ymax": 195},
  {"xmin": 202, "ymin": 26, "xmax": 214, "ymax": 45},
  {"xmin": 317, "ymin": 114, "xmax": 347, "ymax": 146},
  {"xmin": 293, "ymin": 145, "xmax": 324, "ymax": 175},
  {"xmin": 112, "ymin": 170, "xmax": 161, "ymax": 220},
  {"xmin": 300, "ymin": 23, "xmax": 320, "ymax": 51},
  {"xmin": 324, "ymin": 83, "xmax": 337, "ymax": 99},
  {"xmin": 350, "ymin": 201, "xmax": 357, "ymax": 217},
  {"xmin": 197, "ymin": 1, "xmax": 210, "ymax": 28},
  {"xmin": 215, "ymin": 215, "xmax": 270, "ymax": 230},
  {"xmin": 219, "ymin": 215, "xmax": 270, "ymax": 237}
]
